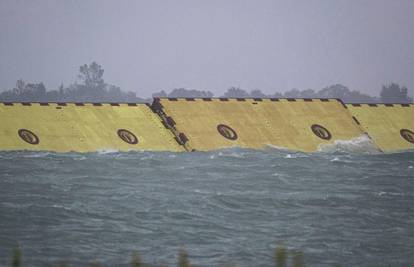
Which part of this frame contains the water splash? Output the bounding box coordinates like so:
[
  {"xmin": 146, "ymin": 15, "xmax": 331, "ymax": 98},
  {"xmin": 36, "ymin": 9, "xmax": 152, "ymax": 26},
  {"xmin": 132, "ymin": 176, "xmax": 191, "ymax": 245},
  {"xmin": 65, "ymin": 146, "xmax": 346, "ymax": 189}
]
[{"xmin": 317, "ymin": 134, "xmax": 380, "ymax": 153}]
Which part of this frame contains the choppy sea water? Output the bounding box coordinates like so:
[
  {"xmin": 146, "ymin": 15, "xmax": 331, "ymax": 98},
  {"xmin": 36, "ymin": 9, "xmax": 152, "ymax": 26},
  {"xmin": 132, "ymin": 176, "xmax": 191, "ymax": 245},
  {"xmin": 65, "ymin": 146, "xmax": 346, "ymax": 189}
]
[{"xmin": 0, "ymin": 145, "xmax": 413, "ymax": 266}]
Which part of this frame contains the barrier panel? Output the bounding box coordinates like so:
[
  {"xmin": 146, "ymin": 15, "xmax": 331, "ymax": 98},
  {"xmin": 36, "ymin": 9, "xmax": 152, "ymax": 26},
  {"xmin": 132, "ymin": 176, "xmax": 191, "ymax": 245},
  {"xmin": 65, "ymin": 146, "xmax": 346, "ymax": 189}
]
[
  {"xmin": 347, "ymin": 103, "xmax": 414, "ymax": 152},
  {"xmin": 153, "ymin": 98, "xmax": 365, "ymax": 152},
  {"xmin": 0, "ymin": 103, "xmax": 184, "ymax": 152},
  {"xmin": 3, "ymin": 100, "xmax": 411, "ymax": 153}
]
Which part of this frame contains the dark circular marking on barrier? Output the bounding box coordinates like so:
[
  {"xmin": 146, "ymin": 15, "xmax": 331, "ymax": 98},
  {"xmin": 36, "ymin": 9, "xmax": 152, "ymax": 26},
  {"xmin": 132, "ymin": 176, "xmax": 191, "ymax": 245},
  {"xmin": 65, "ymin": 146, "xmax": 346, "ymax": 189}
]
[
  {"xmin": 311, "ymin": 124, "xmax": 332, "ymax": 140},
  {"xmin": 400, "ymin": 129, "xmax": 414, "ymax": 144},
  {"xmin": 217, "ymin": 124, "xmax": 238, "ymax": 140},
  {"xmin": 18, "ymin": 129, "xmax": 39, "ymax": 145},
  {"xmin": 117, "ymin": 129, "xmax": 138, "ymax": 145}
]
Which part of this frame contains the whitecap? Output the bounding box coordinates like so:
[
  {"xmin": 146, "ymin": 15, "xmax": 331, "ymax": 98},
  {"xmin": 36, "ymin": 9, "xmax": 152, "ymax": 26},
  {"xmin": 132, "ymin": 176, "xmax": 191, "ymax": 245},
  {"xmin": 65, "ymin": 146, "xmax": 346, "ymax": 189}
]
[
  {"xmin": 330, "ymin": 156, "xmax": 340, "ymax": 162},
  {"xmin": 96, "ymin": 148, "xmax": 121, "ymax": 154},
  {"xmin": 22, "ymin": 151, "xmax": 53, "ymax": 158},
  {"xmin": 377, "ymin": 191, "xmax": 405, "ymax": 196},
  {"xmin": 73, "ymin": 156, "xmax": 87, "ymax": 161},
  {"xmin": 317, "ymin": 134, "xmax": 380, "ymax": 153}
]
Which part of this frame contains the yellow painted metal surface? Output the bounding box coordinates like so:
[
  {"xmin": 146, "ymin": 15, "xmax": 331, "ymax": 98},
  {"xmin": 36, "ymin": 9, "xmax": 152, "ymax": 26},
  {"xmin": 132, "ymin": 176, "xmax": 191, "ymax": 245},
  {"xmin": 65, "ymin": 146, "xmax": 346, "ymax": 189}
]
[
  {"xmin": 347, "ymin": 103, "xmax": 414, "ymax": 152},
  {"xmin": 0, "ymin": 103, "xmax": 184, "ymax": 152},
  {"xmin": 157, "ymin": 98, "xmax": 365, "ymax": 152}
]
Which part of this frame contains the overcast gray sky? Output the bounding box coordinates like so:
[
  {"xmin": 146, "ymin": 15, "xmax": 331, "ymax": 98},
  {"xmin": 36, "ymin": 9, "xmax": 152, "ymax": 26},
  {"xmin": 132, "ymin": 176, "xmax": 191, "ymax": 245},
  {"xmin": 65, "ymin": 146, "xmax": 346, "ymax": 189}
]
[{"xmin": 1, "ymin": 0, "xmax": 413, "ymax": 97}]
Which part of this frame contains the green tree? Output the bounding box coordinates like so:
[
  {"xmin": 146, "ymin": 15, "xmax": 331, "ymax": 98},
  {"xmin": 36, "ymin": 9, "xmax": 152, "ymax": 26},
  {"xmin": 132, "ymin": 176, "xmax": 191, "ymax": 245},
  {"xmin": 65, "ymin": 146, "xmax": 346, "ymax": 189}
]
[
  {"xmin": 284, "ymin": 88, "xmax": 301, "ymax": 98},
  {"xmin": 380, "ymin": 83, "xmax": 412, "ymax": 103},
  {"xmin": 250, "ymin": 89, "xmax": 267, "ymax": 98},
  {"xmin": 223, "ymin": 87, "xmax": 250, "ymax": 98},
  {"xmin": 78, "ymin": 62, "xmax": 105, "ymax": 90}
]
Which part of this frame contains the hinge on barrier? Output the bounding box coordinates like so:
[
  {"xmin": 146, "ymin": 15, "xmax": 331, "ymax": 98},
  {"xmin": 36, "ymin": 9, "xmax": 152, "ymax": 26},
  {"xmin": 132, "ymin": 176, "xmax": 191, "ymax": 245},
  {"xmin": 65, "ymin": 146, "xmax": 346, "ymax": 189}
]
[
  {"xmin": 174, "ymin": 133, "xmax": 188, "ymax": 145},
  {"xmin": 178, "ymin": 133, "xmax": 188, "ymax": 144},
  {"xmin": 150, "ymin": 98, "xmax": 163, "ymax": 113},
  {"xmin": 166, "ymin": 116, "xmax": 176, "ymax": 127}
]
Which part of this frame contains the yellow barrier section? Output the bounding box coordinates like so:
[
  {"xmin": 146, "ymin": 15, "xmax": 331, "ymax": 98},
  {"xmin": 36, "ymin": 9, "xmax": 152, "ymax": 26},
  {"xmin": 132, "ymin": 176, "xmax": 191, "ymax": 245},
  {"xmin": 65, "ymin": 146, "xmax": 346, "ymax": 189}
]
[
  {"xmin": 155, "ymin": 98, "xmax": 365, "ymax": 152},
  {"xmin": 347, "ymin": 103, "xmax": 414, "ymax": 152},
  {"xmin": 0, "ymin": 103, "xmax": 184, "ymax": 152}
]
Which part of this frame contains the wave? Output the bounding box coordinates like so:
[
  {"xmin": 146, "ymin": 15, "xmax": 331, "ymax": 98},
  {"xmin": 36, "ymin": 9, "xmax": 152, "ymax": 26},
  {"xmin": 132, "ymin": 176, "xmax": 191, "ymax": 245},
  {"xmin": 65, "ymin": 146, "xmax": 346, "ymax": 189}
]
[
  {"xmin": 317, "ymin": 134, "xmax": 380, "ymax": 154},
  {"xmin": 1, "ymin": 138, "xmax": 414, "ymax": 158}
]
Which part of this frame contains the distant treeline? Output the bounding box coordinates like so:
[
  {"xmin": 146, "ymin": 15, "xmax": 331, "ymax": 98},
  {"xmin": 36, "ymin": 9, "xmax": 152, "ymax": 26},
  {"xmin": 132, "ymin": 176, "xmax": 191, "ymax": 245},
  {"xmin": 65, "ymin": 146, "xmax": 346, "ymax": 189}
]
[
  {"xmin": 0, "ymin": 62, "xmax": 145, "ymax": 103},
  {"xmin": 0, "ymin": 62, "xmax": 412, "ymax": 104},
  {"xmin": 153, "ymin": 83, "xmax": 412, "ymax": 104}
]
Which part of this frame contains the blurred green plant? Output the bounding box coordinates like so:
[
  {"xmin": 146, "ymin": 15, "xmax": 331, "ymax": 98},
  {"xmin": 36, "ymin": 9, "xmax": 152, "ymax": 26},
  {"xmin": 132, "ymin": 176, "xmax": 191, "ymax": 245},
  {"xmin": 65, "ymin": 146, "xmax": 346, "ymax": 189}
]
[
  {"xmin": 7, "ymin": 244, "xmax": 316, "ymax": 267},
  {"xmin": 90, "ymin": 260, "xmax": 100, "ymax": 267},
  {"xmin": 131, "ymin": 251, "xmax": 142, "ymax": 267},
  {"xmin": 57, "ymin": 262, "xmax": 70, "ymax": 267},
  {"xmin": 11, "ymin": 245, "xmax": 21, "ymax": 267},
  {"xmin": 275, "ymin": 244, "xmax": 287, "ymax": 267},
  {"xmin": 177, "ymin": 248, "xmax": 191, "ymax": 267}
]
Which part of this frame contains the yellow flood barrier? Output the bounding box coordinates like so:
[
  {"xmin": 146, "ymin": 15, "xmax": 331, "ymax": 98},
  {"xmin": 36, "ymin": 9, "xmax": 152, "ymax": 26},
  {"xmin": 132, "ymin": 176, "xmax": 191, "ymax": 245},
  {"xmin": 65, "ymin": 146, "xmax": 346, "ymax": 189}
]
[
  {"xmin": 152, "ymin": 98, "xmax": 365, "ymax": 152},
  {"xmin": 0, "ymin": 103, "xmax": 184, "ymax": 152},
  {"xmin": 347, "ymin": 103, "xmax": 414, "ymax": 152}
]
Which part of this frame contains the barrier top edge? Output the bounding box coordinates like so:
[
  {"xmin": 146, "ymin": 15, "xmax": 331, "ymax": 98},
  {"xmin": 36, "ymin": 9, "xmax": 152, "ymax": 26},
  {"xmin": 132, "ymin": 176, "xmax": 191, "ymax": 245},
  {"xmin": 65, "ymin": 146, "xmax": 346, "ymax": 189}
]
[
  {"xmin": 155, "ymin": 97, "xmax": 343, "ymax": 102},
  {"xmin": 346, "ymin": 103, "xmax": 413, "ymax": 107},
  {"xmin": 0, "ymin": 102, "xmax": 150, "ymax": 107},
  {"xmin": 1, "ymin": 99, "xmax": 412, "ymax": 107}
]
